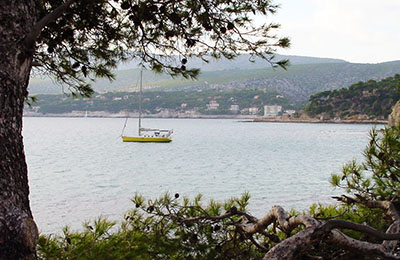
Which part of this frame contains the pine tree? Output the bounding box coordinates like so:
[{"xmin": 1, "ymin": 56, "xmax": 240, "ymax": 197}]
[{"xmin": 0, "ymin": 1, "xmax": 289, "ymax": 259}]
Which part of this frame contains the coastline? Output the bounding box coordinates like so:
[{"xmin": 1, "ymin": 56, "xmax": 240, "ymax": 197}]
[
  {"xmin": 253, "ymin": 117, "xmax": 387, "ymax": 125},
  {"xmin": 23, "ymin": 111, "xmax": 257, "ymax": 120},
  {"xmin": 23, "ymin": 111, "xmax": 387, "ymax": 124}
]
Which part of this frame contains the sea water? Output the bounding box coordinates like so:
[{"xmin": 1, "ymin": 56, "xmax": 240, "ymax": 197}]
[{"xmin": 22, "ymin": 117, "xmax": 382, "ymax": 234}]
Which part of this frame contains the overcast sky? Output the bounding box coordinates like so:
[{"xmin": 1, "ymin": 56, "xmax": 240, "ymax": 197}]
[{"xmin": 270, "ymin": 0, "xmax": 400, "ymax": 63}]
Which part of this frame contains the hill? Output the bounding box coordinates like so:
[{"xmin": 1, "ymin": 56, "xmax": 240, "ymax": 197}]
[
  {"xmin": 304, "ymin": 74, "xmax": 400, "ymax": 120},
  {"xmin": 29, "ymin": 53, "xmax": 347, "ymax": 95},
  {"xmin": 28, "ymin": 54, "xmax": 400, "ymax": 107},
  {"xmin": 116, "ymin": 53, "xmax": 347, "ymax": 71}
]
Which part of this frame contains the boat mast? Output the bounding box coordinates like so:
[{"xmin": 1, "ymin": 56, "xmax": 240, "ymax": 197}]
[{"xmin": 138, "ymin": 68, "xmax": 143, "ymax": 136}]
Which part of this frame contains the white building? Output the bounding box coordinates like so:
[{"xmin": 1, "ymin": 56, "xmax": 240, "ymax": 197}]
[
  {"xmin": 230, "ymin": 104, "xmax": 239, "ymax": 112},
  {"xmin": 264, "ymin": 105, "xmax": 282, "ymax": 117}
]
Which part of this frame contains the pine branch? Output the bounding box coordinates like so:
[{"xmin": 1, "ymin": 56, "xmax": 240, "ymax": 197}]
[
  {"xmin": 24, "ymin": 0, "xmax": 75, "ymax": 49},
  {"xmin": 315, "ymin": 219, "xmax": 400, "ymax": 240}
]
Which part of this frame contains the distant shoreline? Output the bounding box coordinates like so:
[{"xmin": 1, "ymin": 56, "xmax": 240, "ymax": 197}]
[
  {"xmin": 253, "ymin": 117, "xmax": 387, "ymax": 125},
  {"xmin": 23, "ymin": 112, "xmax": 387, "ymax": 125},
  {"xmin": 23, "ymin": 111, "xmax": 257, "ymax": 120}
]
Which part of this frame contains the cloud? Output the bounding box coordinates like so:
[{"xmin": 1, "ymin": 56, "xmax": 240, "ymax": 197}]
[{"xmin": 271, "ymin": 0, "xmax": 400, "ymax": 63}]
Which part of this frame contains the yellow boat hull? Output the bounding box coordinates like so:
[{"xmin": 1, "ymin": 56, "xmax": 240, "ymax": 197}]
[{"xmin": 122, "ymin": 136, "xmax": 172, "ymax": 143}]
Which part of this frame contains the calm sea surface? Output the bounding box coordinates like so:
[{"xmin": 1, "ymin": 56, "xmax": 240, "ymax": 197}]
[{"xmin": 22, "ymin": 117, "xmax": 383, "ymax": 234}]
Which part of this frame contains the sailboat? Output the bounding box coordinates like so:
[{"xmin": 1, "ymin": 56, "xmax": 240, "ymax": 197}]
[{"xmin": 121, "ymin": 69, "xmax": 173, "ymax": 143}]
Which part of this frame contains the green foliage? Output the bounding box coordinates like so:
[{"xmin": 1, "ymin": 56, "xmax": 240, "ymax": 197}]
[
  {"xmin": 38, "ymin": 218, "xmax": 151, "ymax": 260},
  {"xmin": 38, "ymin": 192, "xmax": 265, "ymax": 260},
  {"xmin": 307, "ymin": 203, "xmax": 388, "ymax": 240},
  {"xmin": 305, "ymin": 74, "xmax": 400, "ymax": 119},
  {"xmin": 33, "ymin": 0, "xmax": 289, "ymax": 97},
  {"xmin": 331, "ymin": 125, "xmax": 400, "ymax": 201},
  {"xmin": 324, "ymin": 123, "xmax": 400, "ymax": 249}
]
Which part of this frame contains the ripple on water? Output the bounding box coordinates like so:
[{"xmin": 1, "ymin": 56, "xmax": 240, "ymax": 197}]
[{"xmin": 23, "ymin": 118, "xmax": 380, "ymax": 233}]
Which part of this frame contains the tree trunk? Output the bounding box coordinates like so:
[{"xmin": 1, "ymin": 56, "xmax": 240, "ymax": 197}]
[{"xmin": 0, "ymin": 1, "xmax": 39, "ymax": 259}]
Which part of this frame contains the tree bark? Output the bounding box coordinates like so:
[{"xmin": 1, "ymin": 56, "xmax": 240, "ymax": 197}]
[{"xmin": 0, "ymin": 1, "xmax": 39, "ymax": 259}]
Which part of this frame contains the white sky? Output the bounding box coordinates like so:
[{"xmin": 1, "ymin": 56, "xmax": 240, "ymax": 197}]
[{"xmin": 269, "ymin": 0, "xmax": 400, "ymax": 63}]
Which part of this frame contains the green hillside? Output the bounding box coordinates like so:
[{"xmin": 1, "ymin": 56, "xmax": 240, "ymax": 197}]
[
  {"xmin": 304, "ymin": 74, "xmax": 400, "ymax": 120},
  {"xmin": 29, "ymin": 88, "xmax": 292, "ymax": 116},
  {"xmin": 28, "ymin": 55, "xmax": 400, "ymax": 107}
]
